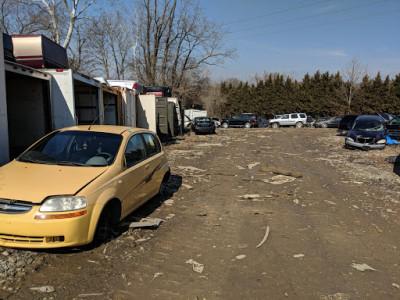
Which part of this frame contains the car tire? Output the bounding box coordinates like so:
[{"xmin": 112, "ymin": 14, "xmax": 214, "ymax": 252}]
[
  {"xmin": 295, "ymin": 122, "xmax": 303, "ymax": 128},
  {"xmin": 271, "ymin": 122, "xmax": 279, "ymax": 128},
  {"xmin": 244, "ymin": 122, "xmax": 251, "ymax": 128},
  {"xmin": 221, "ymin": 122, "xmax": 229, "ymax": 128},
  {"xmin": 94, "ymin": 201, "xmax": 120, "ymax": 242}
]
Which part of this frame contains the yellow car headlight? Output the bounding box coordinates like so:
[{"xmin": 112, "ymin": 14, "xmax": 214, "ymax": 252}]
[{"xmin": 40, "ymin": 196, "xmax": 87, "ymax": 212}]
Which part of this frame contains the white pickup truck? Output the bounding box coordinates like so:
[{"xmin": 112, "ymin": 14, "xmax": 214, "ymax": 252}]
[{"xmin": 269, "ymin": 113, "xmax": 307, "ymax": 128}]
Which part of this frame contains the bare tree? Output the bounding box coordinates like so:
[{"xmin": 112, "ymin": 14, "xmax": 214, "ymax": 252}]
[
  {"xmin": 86, "ymin": 9, "xmax": 134, "ymax": 79},
  {"xmin": 200, "ymin": 81, "xmax": 226, "ymax": 117},
  {"xmin": 132, "ymin": 0, "xmax": 235, "ymax": 94},
  {"xmin": 341, "ymin": 58, "xmax": 367, "ymax": 113},
  {"xmin": 30, "ymin": 0, "xmax": 97, "ymax": 49},
  {"xmin": 0, "ymin": 0, "xmax": 50, "ymax": 34}
]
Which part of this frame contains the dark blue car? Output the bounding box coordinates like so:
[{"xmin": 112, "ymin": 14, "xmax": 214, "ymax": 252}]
[{"xmin": 345, "ymin": 115, "xmax": 386, "ymax": 150}]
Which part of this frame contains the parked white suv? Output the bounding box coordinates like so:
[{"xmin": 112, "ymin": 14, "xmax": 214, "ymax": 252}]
[{"xmin": 269, "ymin": 113, "xmax": 307, "ymax": 128}]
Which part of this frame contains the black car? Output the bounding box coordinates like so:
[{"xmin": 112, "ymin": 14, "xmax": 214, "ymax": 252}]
[
  {"xmin": 386, "ymin": 116, "xmax": 400, "ymax": 140},
  {"xmin": 345, "ymin": 115, "xmax": 386, "ymax": 150},
  {"xmin": 221, "ymin": 113, "xmax": 258, "ymax": 128},
  {"xmin": 191, "ymin": 116, "xmax": 216, "ymax": 134},
  {"xmin": 338, "ymin": 114, "xmax": 359, "ymax": 135}
]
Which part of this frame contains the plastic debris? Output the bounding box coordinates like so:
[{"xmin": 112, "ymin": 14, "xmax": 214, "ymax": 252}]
[
  {"xmin": 236, "ymin": 255, "xmax": 246, "ymax": 260},
  {"xmin": 165, "ymin": 214, "xmax": 175, "ymax": 220},
  {"xmin": 256, "ymin": 226, "xmax": 270, "ymax": 248},
  {"xmin": 129, "ymin": 217, "xmax": 163, "ymax": 228},
  {"xmin": 186, "ymin": 259, "xmax": 204, "ymax": 273},
  {"xmin": 247, "ymin": 162, "xmax": 260, "ymax": 169},
  {"xmin": 351, "ymin": 263, "xmax": 376, "ymax": 272},
  {"xmin": 239, "ymin": 194, "xmax": 261, "ymax": 200},
  {"xmin": 392, "ymin": 283, "xmax": 400, "ymax": 289},
  {"xmin": 151, "ymin": 272, "xmax": 165, "ymax": 281},
  {"xmin": 293, "ymin": 254, "xmax": 305, "ymax": 258},
  {"xmin": 30, "ymin": 286, "xmax": 55, "ymax": 293},
  {"xmin": 78, "ymin": 293, "xmax": 104, "ymax": 298},
  {"xmin": 163, "ymin": 199, "xmax": 175, "ymax": 206}
]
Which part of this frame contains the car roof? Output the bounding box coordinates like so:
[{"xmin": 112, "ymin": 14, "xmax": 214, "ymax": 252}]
[
  {"xmin": 59, "ymin": 125, "xmax": 148, "ymax": 135},
  {"xmin": 355, "ymin": 115, "xmax": 384, "ymax": 122}
]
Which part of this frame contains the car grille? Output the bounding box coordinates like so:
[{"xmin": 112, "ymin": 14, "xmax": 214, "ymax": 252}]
[
  {"xmin": 356, "ymin": 137, "xmax": 374, "ymax": 144},
  {"xmin": 0, "ymin": 233, "xmax": 45, "ymax": 243},
  {"xmin": 0, "ymin": 199, "xmax": 33, "ymax": 214},
  {"xmin": 0, "ymin": 234, "xmax": 65, "ymax": 243}
]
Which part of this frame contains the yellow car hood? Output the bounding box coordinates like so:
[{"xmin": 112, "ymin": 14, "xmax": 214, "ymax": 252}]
[{"xmin": 0, "ymin": 161, "xmax": 107, "ymax": 203}]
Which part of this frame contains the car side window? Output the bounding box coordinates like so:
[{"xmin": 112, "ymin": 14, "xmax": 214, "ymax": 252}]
[
  {"xmin": 291, "ymin": 114, "xmax": 297, "ymax": 119},
  {"xmin": 142, "ymin": 133, "xmax": 161, "ymax": 157},
  {"xmin": 125, "ymin": 134, "xmax": 146, "ymax": 168},
  {"xmin": 299, "ymin": 114, "xmax": 306, "ymax": 118},
  {"xmin": 282, "ymin": 115, "xmax": 289, "ymax": 119}
]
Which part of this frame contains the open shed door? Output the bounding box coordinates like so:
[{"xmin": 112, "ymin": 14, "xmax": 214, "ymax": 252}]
[{"xmin": 5, "ymin": 63, "xmax": 51, "ymax": 159}]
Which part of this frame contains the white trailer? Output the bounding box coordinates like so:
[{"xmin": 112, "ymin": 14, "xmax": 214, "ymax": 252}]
[
  {"xmin": 137, "ymin": 94, "xmax": 157, "ymax": 133},
  {"xmin": 45, "ymin": 69, "xmax": 103, "ymax": 128},
  {"xmin": 184, "ymin": 109, "xmax": 207, "ymax": 128},
  {"xmin": 0, "ymin": 59, "xmax": 52, "ymax": 163},
  {"xmin": 114, "ymin": 87, "xmax": 137, "ymax": 127}
]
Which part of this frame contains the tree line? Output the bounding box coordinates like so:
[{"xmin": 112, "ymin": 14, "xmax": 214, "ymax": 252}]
[{"xmin": 219, "ymin": 70, "xmax": 400, "ymax": 119}]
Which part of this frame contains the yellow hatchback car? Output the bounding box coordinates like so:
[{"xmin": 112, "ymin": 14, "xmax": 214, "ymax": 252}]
[{"xmin": 0, "ymin": 125, "xmax": 170, "ymax": 248}]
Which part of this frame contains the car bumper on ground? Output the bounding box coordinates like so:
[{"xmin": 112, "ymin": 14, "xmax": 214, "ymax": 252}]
[
  {"xmin": 345, "ymin": 140, "xmax": 386, "ymax": 150},
  {"xmin": 0, "ymin": 206, "xmax": 94, "ymax": 248},
  {"xmin": 194, "ymin": 126, "xmax": 215, "ymax": 133}
]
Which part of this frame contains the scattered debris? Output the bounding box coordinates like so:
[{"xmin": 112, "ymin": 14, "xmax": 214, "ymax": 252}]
[
  {"xmin": 129, "ymin": 218, "xmax": 163, "ymax": 229},
  {"xmin": 324, "ymin": 200, "xmax": 336, "ymax": 205},
  {"xmin": 351, "ymin": 263, "xmax": 376, "ymax": 272},
  {"xmin": 78, "ymin": 293, "xmax": 104, "ymax": 298},
  {"xmin": 239, "ymin": 194, "xmax": 261, "ymax": 200},
  {"xmin": 151, "ymin": 272, "xmax": 165, "ymax": 281},
  {"xmin": 177, "ymin": 166, "xmax": 205, "ymax": 172},
  {"xmin": 163, "ymin": 199, "xmax": 175, "ymax": 206},
  {"xmin": 235, "ymin": 255, "xmax": 246, "ymax": 260},
  {"xmin": 165, "ymin": 214, "xmax": 175, "ymax": 220},
  {"xmin": 87, "ymin": 260, "xmax": 99, "ymax": 264},
  {"xmin": 186, "ymin": 259, "xmax": 204, "ymax": 273},
  {"xmin": 316, "ymin": 292, "xmax": 351, "ymax": 300},
  {"xmin": 182, "ymin": 184, "xmax": 194, "ymax": 190},
  {"xmin": 293, "ymin": 254, "xmax": 305, "ymax": 258},
  {"xmin": 196, "ymin": 212, "xmax": 207, "ymax": 216},
  {"xmin": 30, "ymin": 286, "xmax": 55, "ymax": 293},
  {"xmin": 256, "ymin": 226, "xmax": 270, "ymax": 248},
  {"xmin": 392, "ymin": 283, "xmax": 400, "ymax": 289},
  {"xmin": 248, "ymin": 162, "xmax": 260, "ymax": 169},
  {"xmin": 259, "ymin": 165, "xmax": 303, "ymax": 178},
  {"xmin": 263, "ymin": 175, "xmax": 297, "ymax": 185}
]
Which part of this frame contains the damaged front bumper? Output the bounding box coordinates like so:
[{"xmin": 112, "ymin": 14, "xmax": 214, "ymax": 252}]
[{"xmin": 345, "ymin": 139, "xmax": 386, "ymax": 150}]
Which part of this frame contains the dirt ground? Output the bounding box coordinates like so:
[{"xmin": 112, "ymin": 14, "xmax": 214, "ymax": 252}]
[{"xmin": 1, "ymin": 127, "xmax": 400, "ymax": 299}]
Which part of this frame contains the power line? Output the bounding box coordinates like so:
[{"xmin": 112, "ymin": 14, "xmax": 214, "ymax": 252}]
[
  {"xmin": 229, "ymin": 0, "xmax": 390, "ymax": 34},
  {"xmin": 226, "ymin": 9, "xmax": 400, "ymax": 41},
  {"xmin": 225, "ymin": 0, "xmax": 334, "ymax": 25}
]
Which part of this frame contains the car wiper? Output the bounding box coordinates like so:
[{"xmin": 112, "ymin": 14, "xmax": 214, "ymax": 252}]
[
  {"xmin": 18, "ymin": 156, "xmax": 55, "ymax": 165},
  {"xmin": 56, "ymin": 161, "xmax": 88, "ymax": 166}
]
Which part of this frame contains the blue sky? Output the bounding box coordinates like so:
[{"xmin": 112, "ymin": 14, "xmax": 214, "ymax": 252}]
[{"xmin": 199, "ymin": 0, "xmax": 400, "ymax": 82}]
